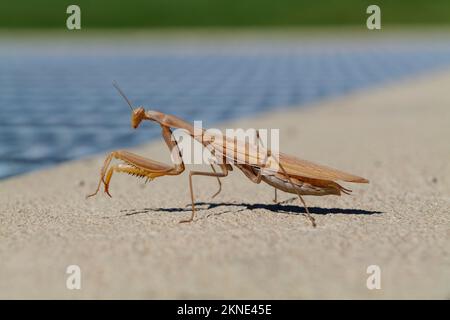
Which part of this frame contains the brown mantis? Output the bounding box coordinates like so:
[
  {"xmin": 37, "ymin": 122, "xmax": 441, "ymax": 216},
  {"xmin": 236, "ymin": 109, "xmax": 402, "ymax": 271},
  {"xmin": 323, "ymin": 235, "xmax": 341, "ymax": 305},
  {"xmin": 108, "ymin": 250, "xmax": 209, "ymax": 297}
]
[{"xmin": 87, "ymin": 83, "xmax": 369, "ymax": 227}]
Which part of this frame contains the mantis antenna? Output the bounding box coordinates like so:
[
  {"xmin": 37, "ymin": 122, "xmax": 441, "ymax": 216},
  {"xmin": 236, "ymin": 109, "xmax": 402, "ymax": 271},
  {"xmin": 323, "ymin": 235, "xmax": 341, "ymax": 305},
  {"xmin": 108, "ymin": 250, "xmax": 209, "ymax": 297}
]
[{"xmin": 112, "ymin": 81, "xmax": 134, "ymax": 111}]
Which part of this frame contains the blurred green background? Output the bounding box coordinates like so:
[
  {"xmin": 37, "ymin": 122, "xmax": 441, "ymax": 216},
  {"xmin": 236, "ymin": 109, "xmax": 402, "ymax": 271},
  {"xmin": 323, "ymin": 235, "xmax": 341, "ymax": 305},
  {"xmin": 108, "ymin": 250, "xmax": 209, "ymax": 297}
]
[{"xmin": 0, "ymin": 0, "xmax": 449, "ymax": 29}]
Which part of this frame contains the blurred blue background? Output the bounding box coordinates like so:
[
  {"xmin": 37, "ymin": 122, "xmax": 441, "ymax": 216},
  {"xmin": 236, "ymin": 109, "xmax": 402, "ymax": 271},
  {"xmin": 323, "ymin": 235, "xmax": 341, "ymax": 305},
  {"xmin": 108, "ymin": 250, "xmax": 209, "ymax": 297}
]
[
  {"xmin": 1, "ymin": 0, "xmax": 450, "ymax": 179},
  {"xmin": 2, "ymin": 36, "xmax": 450, "ymax": 179}
]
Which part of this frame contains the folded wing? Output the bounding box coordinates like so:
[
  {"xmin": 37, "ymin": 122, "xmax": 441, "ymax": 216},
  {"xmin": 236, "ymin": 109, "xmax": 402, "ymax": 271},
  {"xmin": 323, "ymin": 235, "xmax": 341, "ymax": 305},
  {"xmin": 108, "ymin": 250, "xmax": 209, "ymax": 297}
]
[
  {"xmin": 204, "ymin": 132, "xmax": 368, "ymax": 183},
  {"xmin": 278, "ymin": 153, "xmax": 369, "ymax": 183}
]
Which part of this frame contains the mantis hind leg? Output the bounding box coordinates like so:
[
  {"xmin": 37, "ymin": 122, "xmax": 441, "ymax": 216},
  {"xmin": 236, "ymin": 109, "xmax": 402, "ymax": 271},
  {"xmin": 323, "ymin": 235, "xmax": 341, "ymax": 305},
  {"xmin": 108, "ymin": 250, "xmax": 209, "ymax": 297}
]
[
  {"xmin": 254, "ymin": 129, "xmax": 316, "ymax": 227},
  {"xmin": 272, "ymin": 157, "xmax": 316, "ymax": 227},
  {"xmin": 272, "ymin": 189, "xmax": 297, "ymax": 205}
]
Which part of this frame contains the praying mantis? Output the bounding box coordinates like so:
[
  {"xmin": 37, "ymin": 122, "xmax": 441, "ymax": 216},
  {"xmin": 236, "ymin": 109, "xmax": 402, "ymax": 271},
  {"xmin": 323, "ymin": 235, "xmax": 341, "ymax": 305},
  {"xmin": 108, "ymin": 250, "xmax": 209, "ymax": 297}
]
[{"xmin": 87, "ymin": 83, "xmax": 369, "ymax": 227}]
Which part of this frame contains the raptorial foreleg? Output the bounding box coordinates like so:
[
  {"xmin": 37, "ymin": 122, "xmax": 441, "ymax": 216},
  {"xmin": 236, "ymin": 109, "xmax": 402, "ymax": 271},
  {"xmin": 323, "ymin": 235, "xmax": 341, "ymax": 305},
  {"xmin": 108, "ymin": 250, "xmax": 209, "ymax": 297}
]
[{"xmin": 87, "ymin": 125, "xmax": 185, "ymax": 198}]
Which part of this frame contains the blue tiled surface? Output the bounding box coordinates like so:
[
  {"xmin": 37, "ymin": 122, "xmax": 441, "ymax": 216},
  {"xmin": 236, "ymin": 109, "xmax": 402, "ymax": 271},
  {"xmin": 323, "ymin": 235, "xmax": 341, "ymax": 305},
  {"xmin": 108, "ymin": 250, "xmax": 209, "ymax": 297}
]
[{"xmin": 1, "ymin": 38, "xmax": 450, "ymax": 179}]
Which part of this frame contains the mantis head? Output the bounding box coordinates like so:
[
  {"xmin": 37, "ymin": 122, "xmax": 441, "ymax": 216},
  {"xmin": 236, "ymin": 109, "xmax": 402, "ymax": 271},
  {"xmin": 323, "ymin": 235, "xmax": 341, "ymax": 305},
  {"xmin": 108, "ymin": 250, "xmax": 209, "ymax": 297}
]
[
  {"xmin": 113, "ymin": 81, "xmax": 147, "ymax": 129},
  {"xmin": 131, "ymin": 107, "xmax": 146, "ymax": 129},
  {"xmin": 113, "ymin": 81, "xmax": 166, "ymax": 129},
  {"xmin": 131, "ymin": 108, "xmax": 164, "ymax": 129}
]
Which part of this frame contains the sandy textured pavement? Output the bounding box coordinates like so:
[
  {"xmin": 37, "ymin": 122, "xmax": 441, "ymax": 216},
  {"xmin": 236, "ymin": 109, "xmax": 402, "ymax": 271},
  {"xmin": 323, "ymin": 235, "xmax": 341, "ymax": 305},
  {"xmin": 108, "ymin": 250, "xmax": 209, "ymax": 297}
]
[{"xmin": 1, "ymin": 69, "xmax": 449, "ymax": 299}]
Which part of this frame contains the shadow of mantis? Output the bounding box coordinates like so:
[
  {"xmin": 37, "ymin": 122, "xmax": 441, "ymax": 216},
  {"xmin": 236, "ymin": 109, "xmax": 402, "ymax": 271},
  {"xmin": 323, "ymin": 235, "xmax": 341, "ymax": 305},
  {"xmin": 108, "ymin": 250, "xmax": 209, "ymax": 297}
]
[{"xmin": 118, "ymin": 199, "xmax": 382, "ymax": 218}]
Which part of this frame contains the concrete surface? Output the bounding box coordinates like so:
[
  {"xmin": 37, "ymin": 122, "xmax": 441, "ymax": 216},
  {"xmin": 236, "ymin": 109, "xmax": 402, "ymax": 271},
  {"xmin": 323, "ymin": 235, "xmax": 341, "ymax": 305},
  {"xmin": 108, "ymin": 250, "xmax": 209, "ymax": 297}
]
[{"xmin": 0, "ymin": 69, "xmax": 449, "ymax": 299}]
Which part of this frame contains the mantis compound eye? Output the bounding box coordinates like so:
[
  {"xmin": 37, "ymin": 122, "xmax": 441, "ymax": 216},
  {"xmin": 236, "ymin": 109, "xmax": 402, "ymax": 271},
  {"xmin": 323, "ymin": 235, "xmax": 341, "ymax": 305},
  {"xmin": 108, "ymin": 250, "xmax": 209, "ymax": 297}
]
[{"xmin": 131, "ymin": 108, "xmax": 145, "ymax": 129}]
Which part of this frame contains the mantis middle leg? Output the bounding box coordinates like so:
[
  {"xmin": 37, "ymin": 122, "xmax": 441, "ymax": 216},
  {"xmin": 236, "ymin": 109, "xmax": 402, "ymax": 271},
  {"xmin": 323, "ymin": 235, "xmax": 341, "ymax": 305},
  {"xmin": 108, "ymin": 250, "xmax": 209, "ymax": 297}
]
[{"xmin": 181, "ymin": 164, "xmax": 229, "ymax": 223}]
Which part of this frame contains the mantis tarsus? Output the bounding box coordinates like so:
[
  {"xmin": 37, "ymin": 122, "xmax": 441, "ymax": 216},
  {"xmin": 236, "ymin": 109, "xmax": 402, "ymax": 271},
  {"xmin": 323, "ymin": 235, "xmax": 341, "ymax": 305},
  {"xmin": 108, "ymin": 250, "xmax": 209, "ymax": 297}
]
[{"xmin": 87, "ymin": 83, "xmax": 369, "ymax": 227}]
